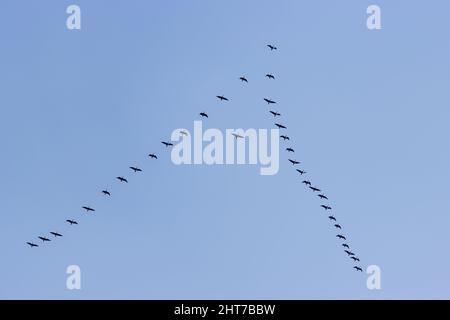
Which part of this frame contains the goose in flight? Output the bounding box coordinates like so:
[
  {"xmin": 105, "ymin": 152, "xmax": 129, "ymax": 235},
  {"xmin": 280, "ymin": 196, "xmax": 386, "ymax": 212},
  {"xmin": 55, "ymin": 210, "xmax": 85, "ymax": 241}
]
[
  {"xmin": 264, "ymin": 98, "xmax": 277, "ymax": 105},
  {"xmin": 266, "ymin": 74, "xmax": 275, "ymax": 80},
  {"xmin": 270, "ymin": 111, "xmax": 281, "ymax": 117},
  {"xmin": 296, "ymin": 169, "xmax": 306, "ymax": 175},
  {"xmin": 102, "ymin": 190, "xmax": 111, "ymax": 196},
  {"xmin": 275, "ymin": 123, "xmax": 287, "ymax": 129},
  {"xmin": 342, "ymin": 243, "xmax": 350, "ymax": 249},
  {"xmin": 199, "ymin": 112, "xmax": 208, "ymax": 118},
  {"xmin": 27, "ymin": 242, "xmax": 38, "ymax": 248},
  {"xmin": 82, "ymin": 206, "xmax": 95, "ymax": 213},
  {"xmin": 280, "ymin": 135, "xmax": 290, "ymax": 141},
  {"xmin": 288, "ymin": 159, "xmax": 300, "ymax": 165},
  {"xmin": 161, "ymin": 141, "xmax": 174, "ymax": 147},
  {"xmin": 302, "ymin": 180, "xmax": 312, "ymax": 186},
  {"xmin": 354, "ymin": 266, "xmax": 363, "ymax": 272},
  {"xmin": 148, "ymin": 153, "xmax": 158, "ymax": 159},
  {"xmin": 310, "ymin": 186, "xmax": 321, "ymax": 192},
  {"xmin": 231, "ymin": 133, "xmax": 244, "ymax": 140},
  {"xmin": 345, "ymin": 250, "xmax": 355, "ymax": 256},
  {"xmin": 286, "ymin": 148, "xmax": 295, "ymax": 153},
  {"xmin": 328, "ymin": 216, "xmax": 337, "ymax": 221},
  {"xmin": 179, "ymin": 130, "xmax": 189, "ymax": 136},
  {"xmin": 38, "ymin": 236, "xmax": 51, "ymax": 243},
  {"xmin": 321, "ymin": 205, "xmax": 332, "ymax": 210},
  {"xmin": 318, "ymin": 194, "xmax": 328, "ymax": 200},
  {"xmin": 116, "ymin": 176, "xmax": 128, "ymax": 183},
  {"xmin": 351, "ymin": 257, "xmax": 360, "ymax": 262},
  {"xmin": 239, "ymin": 76, "xmax": 248, "ymax": 83},
  {"xmin": 267, "ymin": 44, "xmax": 277, "ymax": 51},
  {"xmin": 50, "ymin": 232, "xmax": 63, "ymax": 237},
  {"xmin": 334, "ymin": 224, "xmax": 342, "ymax": 229},
  {"xmin": 66, "ymin": 219, "xmax": 78, "ymax": 225},
  {"xmin": 336, "ymin": 234, "xmax": 347, "ymax": 240},
  {"xmin": 130, "ymin": 166, "xmax": 142, "ymax": 173},
  {"xmin": 216, "ymin": 95, "xmax": 229, "ymax": 101}
]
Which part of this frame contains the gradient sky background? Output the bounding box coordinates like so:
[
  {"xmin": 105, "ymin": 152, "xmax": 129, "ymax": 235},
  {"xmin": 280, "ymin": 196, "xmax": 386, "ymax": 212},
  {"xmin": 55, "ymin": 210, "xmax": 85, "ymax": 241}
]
[{"xmin": 1, "ymin": 0, "xmax": 449, "ymax": 299}]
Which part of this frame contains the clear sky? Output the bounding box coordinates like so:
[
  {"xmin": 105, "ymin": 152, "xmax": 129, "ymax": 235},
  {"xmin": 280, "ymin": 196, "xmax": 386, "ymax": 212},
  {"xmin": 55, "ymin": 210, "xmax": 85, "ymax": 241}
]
[{"xmin": 1, "ymin": 0, "xmax": 449, "ymax": 299}]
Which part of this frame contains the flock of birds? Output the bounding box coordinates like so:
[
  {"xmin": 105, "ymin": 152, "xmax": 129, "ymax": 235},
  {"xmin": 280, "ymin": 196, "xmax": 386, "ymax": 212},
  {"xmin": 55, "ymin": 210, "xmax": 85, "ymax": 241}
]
[{"xmin": 26, "ymin": 44, "xmax": 363, "ymax": 273}]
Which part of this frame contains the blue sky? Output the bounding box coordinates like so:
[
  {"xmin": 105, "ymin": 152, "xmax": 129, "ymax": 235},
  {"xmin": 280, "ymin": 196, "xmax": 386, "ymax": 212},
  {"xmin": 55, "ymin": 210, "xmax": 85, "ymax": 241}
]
[{"xmin": 1, "ymin": 0, "xmax": 449, "ymax": 299}]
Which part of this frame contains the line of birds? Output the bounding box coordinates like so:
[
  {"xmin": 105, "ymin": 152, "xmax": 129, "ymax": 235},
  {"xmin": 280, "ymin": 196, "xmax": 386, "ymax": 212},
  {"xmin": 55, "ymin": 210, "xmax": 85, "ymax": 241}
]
[{"xmin": 26, "ymin": 44, "xmax": 363, "ymax": 273}]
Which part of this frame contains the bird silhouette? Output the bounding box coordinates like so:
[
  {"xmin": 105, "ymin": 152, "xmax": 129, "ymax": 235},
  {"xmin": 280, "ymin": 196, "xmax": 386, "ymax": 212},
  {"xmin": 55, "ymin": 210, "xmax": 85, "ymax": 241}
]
[
  {"xmin": 130, "ymin": 166, "xmax": 142, "ymax": 173},
  {"xmin": 199, "ymin": 112, "xmax": 208, "ymax": 118},
  {"xmin": 275, "ymin": 123, "xmax": 287, "ymax": 129},
  {"xmin": 334, "ymin": 224, "xmax": 342, "ymax": 229},
  {"xmin": 264, "ymin": 98, "xmax": 277, "ymax": 104},
  {"xmin": 38, "ymin": 236, "xmax": 51, "ymax": 242},
  {"xmin": 336, "ymin": 234, "xmax": 347, "ymax": 240},
  {"xmin": 310, "ymin": 186, "xmax": 321, "ymax": 192},
  {"xmin": 342, "ymin": 244, "xmax": 350, "ymax": 249},
  {"xmin": 148, "ymin": 153, "xmax": 158, "ymax": 159},
  {"xmin": 328, "ymin": 216, "xmax": 337, "ymax": 221},
  {"xmin": 27, "ymin": 242, "xmax": 38, "ymax": 248},
  {"xmin": 116, "ymin": 177, "xmax": 128, "ymax": 183},
  {"xmin": 66, "ymin": 219, "xmax": 78, "ymax": 225},
  {"xmin": 280, "ymin": 135, "xmax": 290, "ymax": 141},
  {"xmin": 354, "ymin": 266, "xmax": 363, "ymax": 272},
  {"xmin": 82, "ymin": 206, "xmax": 95, "ymax": 213},
  {"xmin": 267, "ymin": 44, "xmax": 277, "ymax": 51},
  {"xmin": 351, "ymin": 257, "xmax": 360, "ymax": 262},
  {"xmin": 231, "ymin": 133, "xmax": 244, "ymax": 140},
  {"xmin": 345, "ymin": 250, "xmax": 355, "ymax": 256},
  {"xmin": 286, "ymin": 148, "xmax": 295, "ymax": 153},
  {"xmin": 216, "ymin": 95, "xmax": 229, "ymax": 101},
  {"xmin": 318, "ymin": 194, "xmax": 328, "ymax": 200},
  {"xmin": 296, "ymin": 169, "xmax": 307, "ymax": 175},
  {"xmin": 102, "ymin": 190, "xmax": 111, "ymax": 196},
  {"xmin": 50, "ymin": 232, "xmax": 63, "ymax": 237},
  {"xmin": 270, "ymin": 111, "xmax": 281, "ymax": 117},
  {"xmin": 302, "ymin": 180, "xmax": 312, "ymax": 186},
  {"xmin": 239, "ymin": 76, "xmax": 248, "ymax": 83},
  {"xmin": 321, "ymin": 205, "xmax": 332, "ymax": 210},
  {"xmin": 266, "ymin": 74, "xmax": 275, "ymax": 80},
  {"xmin": 161, "ymin": 141, "xmax": 174, "ymax": 147},
  {"xmin": 288, "ymin": 159, "xmax": 300, "ymax": 165}
]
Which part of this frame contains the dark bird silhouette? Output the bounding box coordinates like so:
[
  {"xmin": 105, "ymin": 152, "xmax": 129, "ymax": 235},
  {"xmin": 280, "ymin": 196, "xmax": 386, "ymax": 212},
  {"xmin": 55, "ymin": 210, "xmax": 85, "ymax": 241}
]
[
  {"xmin": 310, "ymin": 186, "xmax": 321, "ymax": 192},
  {"xmin": 82, "ymin": 206, "xmax": 95, "ymax": 213},
  {"xmin": 27, "ymin": 242, "xmax": 38, "ymax": 248},
  {"xmin": 334, "ymin": 224, "xmax": 342, "ymax": 229},
  {"xmin": 318, "ymin": 194, "xmax": 328, "ymax": 200},
  {"xmin": 239, "ymin": 76, "xmax": 248, "ymax": 83},
  {"xmin": 288, "ymin": 159, "xmax": 300, "ymax": 165},
  {"xmin": 38, "ymin": 236, "xmax": 51, "ymax": 242},
  {"xmin": 116, "ymin": 177, "xmax": 128, "ymax": 183},
  {"xmin": 266, "ymin": 74, "xmax": 275, "ymax": 80},
  {"xmin": 302, "ymin": 180, "xmax": 312, "ymax": 186},
  {"xmin": 148, "ymin": 153, "xmax": 158, "ymax": 159},
  {"xmin": 270, "ymin": 110, "xmax": 281, "ymax": 117},
  {"xmin": 264, "ymin": 98, "xmax": 276, "ymax": 104},
  {"xmin": 199, "ymin": 112, "xmax": 208, "ymax": 118},
  {"xmin": 329, "ymin": 215, "xmax": 337, "ymax": 221},
  {"xmin": 345, "ymin": 250, "xmax": 355, "ymax": 256},
  {"xmin": 337, "ymin": 234, "xmax": 347, "ymax": 240},
  {"xmin": 342, "ymin": 243, "xmax": 350, "ymax": 249},
  {"xmin": 286, "ymin": 148, "xmax": 295, "ymax": 153},
  {"xmin": 102, "ymin": 190, "xmax": 111, "ymax": 196},
  {"xmin": 354, "ymin": 266, "xmax": 363, "ymax": 272},
  {"xmin": 280, "ymin": 135, "xmax": 290, "ymax": 141},
  {"xmin": 161, "ymin": 141, "xmax": 174, "ymax": 147},
  {"xmin": 275, "ymin": 123, "xmax": 286, "ymax": 129},
  {"xmin": 296, "ymin": 169, "xmax": 307, "ymax": 175},
  {"xmin": 66, "ymin": 219, "xmax": 78, "ymax": 225},
  {"xmin": 130, "ymin": 166, "xmax": 142, "ymax": 173},
  {"xmin": 50, "ymin": 232, "xmax": 63, "ymax": 237},
  {"xmin": 216, "ymin": 95, "xmax": 229, "ymax": 101},
  {"xmin": 351, "ymin": 257, "xmax": 360, "ymax": 262},
  {"xmin": 267, "ymin": 44, "xmax": 277, "ymax": 51},
  {"xmin": 321, "ymin": 204, "xmax": 332, "ymax": 210}
]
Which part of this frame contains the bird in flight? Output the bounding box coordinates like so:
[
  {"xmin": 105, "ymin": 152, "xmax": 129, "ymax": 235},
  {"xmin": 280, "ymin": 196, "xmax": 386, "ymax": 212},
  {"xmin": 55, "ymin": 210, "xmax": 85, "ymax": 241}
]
[
  {"xmin": 342, "ymin": 243, "xmax": 350, "ymax": 249},
  {"xmin": 102, "ymin": 190, "xmax": 111, "ymax": 196},
  {"xmin": 345, "ymin": 250, "xmax": 355, "ymax": 256},
  {"xmin": 231, "ymin": 133, "xmax": 244, "ymax": 140},
  {"xmin": 310, "ymin": 186, "xmax": 321, "ymax": 192},
  {"xmin": 321, "ymin": 204, "xmax": 332, "ymax": 210},
  {"xmin": 334, "ymin": 224, "xmax": 342, "ymax": 229},
  {"xmin": 288, "ymin": 159, "xmax": 300, "ymax": 165},
  {"xmin": 264, "ymin": 98, "xmax": 277, "ymax": 105},
  {"xmin": 82, "ymin": 206, "xmax": 95, "ymax": 213},
  {"xmin": 116, "ymin": 177, "xmax": 128, "ymax": 183},
  {"xmin": 336, "ymin": 234, "xmax": 347, "ymax": 240},
  {"xmin": 280, "ymin": 135, "xmax": 290, "ymax": 141},
  {"xmin": 240, "ymin": 76, "xmax": 248, "ymax": 83},
  {"xmin": 269, "ymin": 111, "xmax": 281, "ymax": 117},
  {"xmin": 354, "ymin": 266, "xmax": 363, "ymax": 272},
  {"xmin": 130, "ymin": 166, "xmax": 142, "ymax": 173},
  {"xmin": 199, "ymin": 112, "xmax": 208, "ymax": 118},
  {"xmin": 66, "ymin": 219, "xmax": 78, "ymax": 225},
  {"xmin": 351, "ymin": 257, "xmax": 360, "ymax": 262},
  {"xmin": 328, "ymin": 216, "xmax": 337, "ymax": 221},
  {"xmin": 148, "ymin": 153, "xmax": 158, "ymax": 159},
  {"xmin": 286, "ymin": 148, "xmax": 295, "ymax": 153},
  {"xmin": 27, "ymin": 242, "xmax": 38, "ymax": 248},
  {"xmin": 216, "ymin": 95, "xmax": 229, "ymax": 101},
  {"xmin": 179, "ymin": 130, "xmax": 189, "ymax": 137},
  {"xmin": 266, "ymin": 74, "xmax": 275, "ymax": 80},
  {"xmin": 275, "ymin": 123, "xmax": 287, "ymax": 129},
  {"xmin": 50, "ymin": 232, "xmax": 63, "ymax": 237},
  {"xmin": 318, "ymin": 194, "xmax": 328, "ymax": 200},
  {"xmin": 296, "ymin": 169, "xmax": 307, "ymax": 175},
  {"xmin": 38, "ymin": 236, "xmax": 51, "ymax": 243},
  {"xmin": 161, "ymin": 141, "xmax": 174, "ymax": 147},
  {"xmin": 302, "ymin": 180, "xmax": 312, "ymax": 186},
  {"xmin": 267, "ymin": 44, "xmax": 277, "ymax": 51}
]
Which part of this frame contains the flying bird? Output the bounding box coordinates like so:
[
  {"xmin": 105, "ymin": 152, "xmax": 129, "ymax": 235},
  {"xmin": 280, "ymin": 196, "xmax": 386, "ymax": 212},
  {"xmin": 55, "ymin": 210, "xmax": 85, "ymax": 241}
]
[
  {"xmin": 199, "ymin": 112, "xmax": 208, "ymax": 118},
  {"xmin": 302, "ymin": 180, "xmax": 312, "ymax": 186},
  {"xmin": 266, "ymin": 74, "xmax": 275, "ymax": 80},
  {"xmin": 296, "ymin": 169, "xmax": 307, "ymax": 175},
  {"xmin": 116, "ymin": 177, "xmax": 128, "ymax": 183},
  {"xmin": 321, "ymin": 204, "xmax": 332, "ymax": 210},
  {"xmin": 102, "ymin": 190, "xmax": 111, "ymax": 196},
  {"xmin": 269, "ymin": 111, "xmax": 281, "ymax": 117},
  {"xmin": 148, "ymin": 153, "xmax": 158, "ymax": 159},
  {"xmin": 239, "ymin": 76, "xmax": 248, "ymax": 83},
  {"xmin": 342, "ymin": 244, "xmax": 350, "ymax": 249},
  {"xmin": 318, "ymin": 194, "xmax": 328, "ymax": 200},
  {"xmin": 310, "ymin": 186, "xmax": 321, "ymax": 192},
  {"xmin": 50, "ymin": 232, "xmax": 63, "ymax": 237},
  {"xmin": 354, "ymin": 266, "xmax": 363, "ymax": 272},
  {"xmin": 161, "ymin": 141, "xmax": 174, "ymax": 147},
  {"xmin": 280, "ymin": 135, "xmax": 290, "ymax": 141},
  {"xmin": 351, "ymin": 257, "xmax": 360, "ymax": 262},
  {"xmin": 27, "ymin": 242, "xmax": 38, "ymax": 248},
  {"xmin": 179, "ymin": 130, "xmax": 189, "ymax": 136},
  {"xmin": 334, "ymin": 224, "xmax": 342, "ymax": 229},
  {"xmin": 82, "ymin": 206, "xmax": 95, "ymax": 213},
  {"xmin": 329, "ymin": 216, "xmax": 337, "ymax": 221},
  {"xmin": 267, "ymin": 44, "xmax": 277, "ymax": 51},
  {"xmin": 275, "ymin": 123, "xmax": 287, "ymax": 129},
  {"xmin": 38, "ymin": 236, "xmax": 51, "ymax": 242},
  {"xmin": 336, "ymin": 234, "xmax": 347, "ymax": 240},
  {"xmin": 286, "ymin": 148, "xmax": 295, "ymax": 153},
  {"xmin": 264, "ymin": 98, "xmax": 277, "ymax": 105},
  {"xmin": 216, "ymin": 95, "xmax": 229, "ymax": 101},
  {"xmin": 345, "ymin": 250, "xmax": 355, "ymax": 256},
  {"xmin": 130, "ymin": 166, "xmax": 142, "ymax": 173},
  {"xmin": 231, "ymin": 133, "xmax": 244, "ymax": 140},
  {"xmin": 288, "ymin": 159, "xmax": 300, "ymax": 165},
  {"xmin": 66, "ymin": 219, "xmax": 78, "ymax": 225}
]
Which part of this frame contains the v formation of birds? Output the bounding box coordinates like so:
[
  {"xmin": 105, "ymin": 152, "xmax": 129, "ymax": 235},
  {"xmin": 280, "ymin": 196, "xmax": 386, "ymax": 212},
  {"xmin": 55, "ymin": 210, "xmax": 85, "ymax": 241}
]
[{"xmin": 27, "ymin": 44, "xmax": 364, "ymax": 274}]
